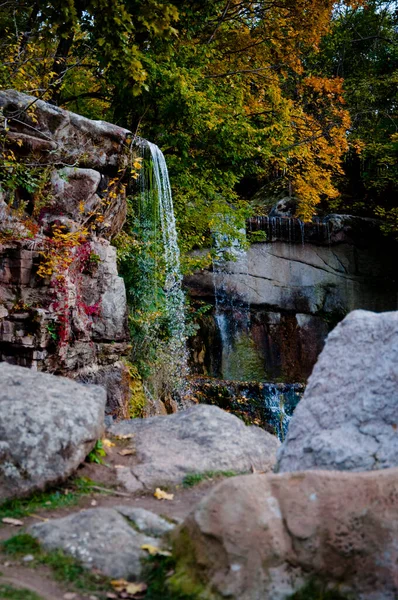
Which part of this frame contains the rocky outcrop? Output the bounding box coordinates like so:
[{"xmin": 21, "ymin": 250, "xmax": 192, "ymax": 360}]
[
  {"xmin": 171, "ymin": 469, "xmax": 398, "ymax": 600},
  {"xmin": 30, "ymin": 507, "xmax": 171, "ymax": 579},
  {"xmin": 186, "ymin": 215, "xmax": 397, "ymax": 383},
  {"xmin": 108, "ymin": 404, "xmax": 279, "ymax": 491},
  {"xmin": 0, "ymin": 363, "xmax": 106, "ymax": 501},
  {"xmin": 0, "ymin": 90, "xmax": 134, "ymax": 416},
  {"xmin": 277, "ymin": 309, "xmax": 398, "ymax": 473}
]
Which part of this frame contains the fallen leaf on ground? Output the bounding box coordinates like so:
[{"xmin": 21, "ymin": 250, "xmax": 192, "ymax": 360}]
[
  {"xmin": 154, "ymin": 488, "xmax": 174, "ymax": 501},
  {"xmin": 118, "ymin": 448, "xmax": 135, "ymax": 456},
  {"xmin": 141, "ymin": 544, "xmax": 172, "ymax": 557},
  {"xmin": 27, "ymin": 513, "xmax": 49, "ymax": 522},
  {"xmin": 116, "ymin": 433, "xmax": 134, "ymax": 440},
  {"xmin": 111, "ymin": 579, "xmax": 129, "ymax": 592},
  {"xmin": 126, "ymin": 582, "xmax": 147, "ymax": 595},
  {"xmin": 2, "ymin": 518, "xmax": 23, "ymax": 526},
  {"xmin": 102, "ymin": 438, "xmax": 116, "ymax": 448}
]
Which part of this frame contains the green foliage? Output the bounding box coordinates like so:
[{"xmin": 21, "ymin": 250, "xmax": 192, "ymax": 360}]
[
  {"xmin": 2, "ymin": 534, "xmax": 41, "ymax": 556},
  {"xmin": 2, "ymin": 534, "xmax": 112, "ymax": 595},
  {"xmin": 0, "ymin": 583, "xmax": 44, "ymax": 599},
  {"xmin": 289, "ymin": 579, "xmax": 353, "ymax": 599},
  {"xmin": 0, "ymin": 478, "xmax": 97, "ymax": 521},
  {"xmin": 86, "ymin": 440, "xmax": 106, "ymax": 464},
  {"xmin": 182, "ymin": 471, "xmax": 237, "ymax": 488},
  {"xmin": 46, "ymin": 322, "xmax": 58, "ymax": 342},
  {"xmin": 122, "ymin": 359, "xmax": 148, "ymax": 418}
]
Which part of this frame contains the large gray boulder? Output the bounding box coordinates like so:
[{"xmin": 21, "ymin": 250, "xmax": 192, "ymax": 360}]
[
  {"xmin": 0, "ymin": 363, "xmax": 106, "ymax": 501},
  {"xmin": 30, "ymin": 507, "xmax": 168, "ymax": 579},
  {"xmin": 170, "ymin": 469, "xmax": 398, "ymax": 600},
  {"xmin": 277, "ymin": 310, "xmax": 398, "ymax": 473},
  {"xmin": 109, "ymin": 404, "xmax": 279, "ymax": 490}
]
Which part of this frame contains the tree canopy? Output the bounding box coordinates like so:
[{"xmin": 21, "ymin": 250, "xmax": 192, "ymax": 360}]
[{"xmin": 1, "ymin": 0, "xmax": 397, "ymax": 249}]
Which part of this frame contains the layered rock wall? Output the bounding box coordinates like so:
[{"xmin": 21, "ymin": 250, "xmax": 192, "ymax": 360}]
[
  {"xmin": 0, "ymin": 90, "xmax": 133, "ymax": 417},
  {"xmin": 186, "ymin": 215, "xmax": 397, "ymax": 382}
]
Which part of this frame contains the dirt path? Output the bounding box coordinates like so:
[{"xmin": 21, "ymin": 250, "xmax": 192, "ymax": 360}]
[{"xmin": 0, "ymin": 438, "xmax": 222, "ymax": 600}]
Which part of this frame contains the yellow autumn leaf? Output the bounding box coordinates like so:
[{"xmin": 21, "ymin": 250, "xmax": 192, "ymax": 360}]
[
  {"xmin": 126, "ymin": 582, "xmax": 148, "ymax": 594},
  {"xmin": 141, "ymin": 544, "xmax": 172, "ymax": 557},
  {"xmin": 102, "ymin": 438, "xmax": 115, "ymax": 448},
  {"xmin": 154, "ymin": 488, "xmax": 174, "ymax": 501},
  {"xmin": 118, "ymin": 448, "xmax": 135, "ymax": 456},
  {"xmin": 111, "ymin": 578, "xmax": 129, "ymax": 591}
]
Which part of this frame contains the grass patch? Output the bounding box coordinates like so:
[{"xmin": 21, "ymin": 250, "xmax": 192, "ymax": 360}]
[
  {"xmin": 0, "ymin": 583, "xmax": 44, "ymax": 600},
  {"xmin": 2, "ymin": 534, "xmax": 112, "ymax": 597},
  {"xmin": 0, "ymin": 477, "xmax": 98, "ymax": 522},
  {"xmin": 289, "ymin": 580, "xmax": 354, "ymax": 600},
  {"xmin": 182, "ymin": 471, "xmax": 237, "ymax": 488}
]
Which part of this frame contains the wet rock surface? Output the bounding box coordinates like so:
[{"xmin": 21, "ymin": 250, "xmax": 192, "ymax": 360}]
[
  {"xmin": 0, "ymin": 363, "xmax": 106, "ymax": 501},
  {"xmin": 277, "ymin": 309, "xmax": 398, "ymax": 473},
  {"xmin": 109, "ymin": 404, "xmax": 279, "ymax": 489},
  {"xmin": 30, "ymin": 507, "xmax": 168, "ymax": 579},
  {"xmin": 171, "ymin": 469, "xmax": 398, "ymax": 600}
]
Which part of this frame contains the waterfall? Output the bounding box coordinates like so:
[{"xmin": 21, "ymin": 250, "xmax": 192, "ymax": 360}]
[
  {"xmin": 146, "ymin": 142, "xmax": 186, "ymax": 341},
  {"xmin": 133, "ymin": 138, "xmax": 188, "ymax": 400},
  {"xmin": 211, "ymin": 219, "xmax": 261, "ymax": 381}
]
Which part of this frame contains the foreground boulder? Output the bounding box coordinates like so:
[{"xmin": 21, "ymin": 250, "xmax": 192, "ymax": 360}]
[
  {"xmin": 277, "ymin": 310, "xmax": 398, "ymax": 473},
  {"xmin": 30, "ymin": 507, "xmax": 172, "ymax": 579},
  {"xmin": 109, "ymin": 404, "xmax": 279, "ymax": 490},
  {"xmin": 171, "ymin": 469, "xmax": 398, "ymax": 600},
  {"xmin": 0, "ymin": 363, "xmax": 105, "ymax": 501}
]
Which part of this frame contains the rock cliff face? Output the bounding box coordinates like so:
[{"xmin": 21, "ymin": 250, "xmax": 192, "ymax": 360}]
[
  {"xmin": 186, "ymin": 215, "xmax": 397, "ymax": 382},
  {"xmin": 0, "ymin": 90, "xmax": 133, "ymax": 417}
]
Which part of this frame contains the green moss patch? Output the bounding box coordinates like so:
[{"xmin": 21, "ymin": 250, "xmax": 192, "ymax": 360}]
[
  {"xmin": 182, "ymin": 471, "xmax": 237, "ymax": 488},
  {"xmin": 289, "ymin": 580, "xmax": 354, "ymax": 600},
  {"xmin": 0, "ymin": 477, "xmax": 99, "ymax": 522},
  {"xmin": 2, "ymin": 534, "xmax": 112, "ymax": 597},
  {"xmin": 0, "ymin": 583, "xmax": 44, "ymax": 600}
]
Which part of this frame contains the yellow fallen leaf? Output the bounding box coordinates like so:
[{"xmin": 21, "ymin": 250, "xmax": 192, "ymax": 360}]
[
  {"xmin": 118, "ymin": 448, "xmax": 135, "ymax": 456},
  {"xmin": 154, "ymin": 488, "xmax": 174, "ymax": 501},
  {"xmin": 126, "ymin": 582, "xmax": 147, "ymax": 594},
  {"xmin": 2, "ymin": 517, "xmax": 23, "ymax": 526},
  {"xmin": 102, "ymin": 438, "xmax": 115, "ymax": 448},
  {"xmin": 111, "ymin": 578, "xmax": 129, "ymax": 591},
  {"xmin": 141, "ymin": 544, "xmax": 172, "ymax": 557}
]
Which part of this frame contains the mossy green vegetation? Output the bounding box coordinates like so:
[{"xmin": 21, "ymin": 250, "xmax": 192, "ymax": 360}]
[
  {"xmin": 289, "ymin": 580, "xmax": 354, "ymax": 600},
  {"xmin": 0, "ymin": 583, "xmax": 44, "ymax": 600},
  {"xmin": 144, "ymin": 555, "xmax": 205, "ymax": 600},
  {"xmin": 0, "ymin": 477, "xmax": 97, "ymax": 522},
  {"xmin": 182, "ymin": 471, "xmax": 237, "ymax": 488},
  {"xmin": 2, "ymin": 535, "xmax": 203, "ymax": 600},
  {"xmin": 2, "ymin": 534, "xmax": 112, "ymax": 596}
]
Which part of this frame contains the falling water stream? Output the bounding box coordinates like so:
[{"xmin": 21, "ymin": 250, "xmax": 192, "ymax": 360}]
[{"xmin": 134, "ymin": 138, "xmax": 188, "ymax": 400}]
